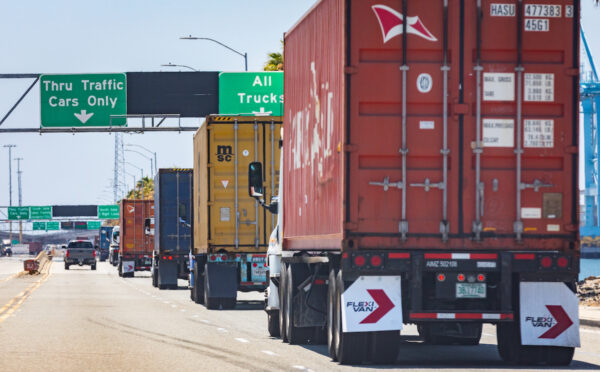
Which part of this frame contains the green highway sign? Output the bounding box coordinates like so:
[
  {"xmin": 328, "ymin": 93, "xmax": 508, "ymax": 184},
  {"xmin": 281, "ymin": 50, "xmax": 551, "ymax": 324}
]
[
  {"xmin": 30, "ymin": 206, "xmax": 52, "ymax": 220},
  {"xmin": 87, "ymin": 221, "xmax": 101, "ymax": 230},
  {"xmin": 8, "ymin": 207, "xmax": 30, "ymax": 220},
  {"xmin": 46, "ymin": 221, "xmax": 60, "ymax": 231},
  {"xmin": 98, "ymin": 205, "xmax": 119, "ymax": 219},
  {"xmin": 33, "ymin": 222, "xmax": 46, "ymax": 231},
  {"xmin": 219, "ymin": 72, "xmax": 283, "ymax": 116},
  {"xmin": 40, "ymin": 73, "xmax": 127, "ymax": 127}
]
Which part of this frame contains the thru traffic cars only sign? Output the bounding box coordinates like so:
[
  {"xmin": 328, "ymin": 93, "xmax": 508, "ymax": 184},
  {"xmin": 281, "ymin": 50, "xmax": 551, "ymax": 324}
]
[
  {"xmin": 40, "ymin": 73, "xmax": 127, "ymax": 127},
  {"xmin": 218, "ymin": 72, "xmax": 283, "ymax": 116},
  {"xmin": 341, "ymin": 276, "xmax": 403, "ymax": 332}
]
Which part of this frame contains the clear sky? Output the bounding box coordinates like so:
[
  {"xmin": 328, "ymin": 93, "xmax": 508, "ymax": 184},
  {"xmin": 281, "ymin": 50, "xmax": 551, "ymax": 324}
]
[
  {"xmin": 0, "ymin": 0, "xmax": 318, "ymax": 214},
  {"xmin": 0, "ymin": 1, "xmax": 598, "ymax": 221}
]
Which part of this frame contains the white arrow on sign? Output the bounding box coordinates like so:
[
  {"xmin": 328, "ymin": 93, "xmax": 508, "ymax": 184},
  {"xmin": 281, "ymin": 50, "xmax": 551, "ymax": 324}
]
[
  {"xmin": 252, "ymin": 107, "xmax": 272, "ymax": 116},
  {"xmin": 74, "ymin": 110, "xmax": 94, "ymax": 124}
]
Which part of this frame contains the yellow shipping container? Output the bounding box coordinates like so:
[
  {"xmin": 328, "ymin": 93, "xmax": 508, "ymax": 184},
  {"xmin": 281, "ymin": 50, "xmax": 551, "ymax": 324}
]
[{"xmin": 193, "ymin": 115, "xmax": 282, "ymax": 255}]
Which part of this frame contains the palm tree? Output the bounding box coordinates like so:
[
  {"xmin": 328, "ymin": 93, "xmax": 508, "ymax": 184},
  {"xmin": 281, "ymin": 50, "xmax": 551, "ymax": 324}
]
[
  {"xmin": 125, "ymin": 177, "xmax": 154, "ymax": 200},
  {"xmin": 264, "ymin": 40, "xmax": 284, "ymax": 71}
]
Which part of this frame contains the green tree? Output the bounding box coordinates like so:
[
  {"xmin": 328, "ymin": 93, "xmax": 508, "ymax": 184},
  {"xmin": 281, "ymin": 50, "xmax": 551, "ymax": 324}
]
[
  {"xmin": 126, "ymin": 176, "xmax": 154, "ymax": 200},
  {"xmin": 264, "ymin": 41, "xmax": 284, "ymax": 71}
]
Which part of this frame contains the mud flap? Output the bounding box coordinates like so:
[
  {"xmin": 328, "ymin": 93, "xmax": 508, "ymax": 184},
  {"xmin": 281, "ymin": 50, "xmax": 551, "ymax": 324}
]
[
  {"xmin": 205, "ymin": 262, "xmax": 238, "ymax": 299},
  {"xmin": 341, "ymin": 276, "xmax": 403, "ymax": 333},
  {"xmin": 158, "ymin": 260, "xmax": 178, "ymax": 287},
  {"xmin": 519, "ymin": 282, "xmax": 580, "ymax": 347},
  {"xmin": 122, "ymin": 261, "xmax": 135, "ymax": 273}
]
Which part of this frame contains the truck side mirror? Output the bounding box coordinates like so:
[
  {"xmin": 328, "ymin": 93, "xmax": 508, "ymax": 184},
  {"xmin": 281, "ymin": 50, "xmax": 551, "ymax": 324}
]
[{"xmin": 248, "ymin": 162, "xmax": 264, "ymax": 198}]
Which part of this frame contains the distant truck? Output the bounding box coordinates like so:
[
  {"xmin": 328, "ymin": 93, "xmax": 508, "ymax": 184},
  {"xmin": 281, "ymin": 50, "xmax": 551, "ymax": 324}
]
[
  {"xmin": 152, "ymin": 168, "xmax": 193, "ymax": 290},
  {"xmin": 64, "ymin": 240, "xmax": 96, "ymax": 270},
  {"xmin": 28, "ymin": 242, "xmax": 43, "ymax": 256},
  {"xmin": 109, "ymin": 226, "xmax": 120, "ymax": 266},
  {"xmin": 118, "ymin": 199, "xmax": 154, "ymax": 277},
  {"xmin": 98, "ymin": 226, "xmax": 113, "ymax": 262},
  {"xmin": 189, "ymin": 115, "xmax": 282, "ymax": 309},
  {"xmin": 0, "ymin": 239, "xmax": 12, "ymax": 257}
]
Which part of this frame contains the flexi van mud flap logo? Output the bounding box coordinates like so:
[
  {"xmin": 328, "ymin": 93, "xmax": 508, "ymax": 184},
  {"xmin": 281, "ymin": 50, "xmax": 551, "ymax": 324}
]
[
  {"xmin": 520, "ymin": 282, "xmax": 580, "ymax": 347},
  {"xmin": 372, "ymin": 4, "xmax": 438, "ymax": 43},
  {"xmin": 342, "ymin": 276, "xmax": 403, "ymax": 332}
]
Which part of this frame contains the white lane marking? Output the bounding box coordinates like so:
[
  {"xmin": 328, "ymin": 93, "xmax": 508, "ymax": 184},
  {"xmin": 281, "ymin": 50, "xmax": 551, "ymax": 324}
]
[
  {"xmin": 235, "ymin": 338, "xmax": 249, "ymax": 343},
  {"xmin": 482, "ymin": 332, "xmax": 495, "ymax": 337},
  {"xmin": 200, "ymin": 319, "xmax": 211, "ymax": 324},
  {"xmin": 261, "ymin": 350, "xmax": 277, "ymax": 356},
  {"xmin": 192, "ymin": 314, "xmax": 199, "ymax": 318},
  {"xmin": 180, "ymin": 309, "xmax": 186, "ymax": 312},
  {"xmin": 171, "ymin": 304, "xmax": 177, "ymax": 308},
  {"xmin": 163, "ymin": 301, "xmax": 170, "ymax": 304},
  {"xmin": 217, "ymin": 328, "xmax": 228, "ymax": 333}
]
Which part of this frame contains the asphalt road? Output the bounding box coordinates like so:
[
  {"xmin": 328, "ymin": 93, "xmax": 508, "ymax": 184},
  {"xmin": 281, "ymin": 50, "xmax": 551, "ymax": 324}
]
[{"xmin": 0, "ymin": 257, "xmax": 599, "ymax": 371}]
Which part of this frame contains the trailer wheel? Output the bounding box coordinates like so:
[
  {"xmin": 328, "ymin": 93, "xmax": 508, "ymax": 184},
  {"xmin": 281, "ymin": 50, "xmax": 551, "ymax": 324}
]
[
  {"xmin": 334, "ymin": 271, "xmax": 366, "ymax": 365},
  {"xmin": 91, "ymin": 264, "xmax": 96, "ymax": 271},
  {"xmin": 285, "ymin": 264, "xmax": 311, "ymax": 344},
  {"xmin": 327, "ymin": 269, "xmax": 338, "ymax": 361},
  {"xmin": 496, "ymin": 322, "xmax": 574, "ymax": 365},
  {"xmin": 64, "ymin": 263, "xmax": 70, "ymax": 270},
  {"xmin": 369, "ymin": 331, "xmax": 400, "ymax": 364},
  {"xmin": 118, "ymin": 260, "xmax": 123, "ymax": 277},
  {"xmin": 152, "ymin": 268, "xmax": 158, "ymax": 288},
  {"xmin": 279, "ymin": 263, "xmax": 288, "ymax": 342},
  {"xmin": 267, "ymin": 311, "xmax": 280, "ymax": 337}
]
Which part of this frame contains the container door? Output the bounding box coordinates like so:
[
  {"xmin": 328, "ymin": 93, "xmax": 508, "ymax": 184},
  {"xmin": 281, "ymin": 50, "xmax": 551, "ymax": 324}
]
[
  {"xmin": 463, "ymin": 0, "xmax": 578, "ymax": 247},
  {"xmin": 348, "ymin": 0, "xmax": 460, "ymax": 245}
]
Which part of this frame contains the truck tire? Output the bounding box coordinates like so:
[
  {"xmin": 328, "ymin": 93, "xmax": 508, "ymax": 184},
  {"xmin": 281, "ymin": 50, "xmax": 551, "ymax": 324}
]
[
  {"xmin": 64, "ymin": 263, "xmax": 70, "ymax": 270},
  {"xmin": 285, "ymin": 264, "xmax": 311, "ymax": 345},
  {"xmin": 203, "ymin": 265, "xmax": 219, "ymax": 310},
  {"xmin": 279, "ymin": 263, "xmax": 288, "ymax": 342},
  {"xmin": 334, "ymin": 271, "xmax": 366, "ymax": 365},
  {"xmin": 152, "ymin": 268, "xmax": 158, "ymax": 288},
  {"xmin": 327, "ymin": 269, "xmax": 338, "ymax": 361},
  {"xmin": 369, "ymin": 331, "xmax": 400, "ymax": 364},
  {"xmin": 220, "ymin": 297, "xmax": 237, "ymax": 310},
  {"xmin": 268, "ymin": 311, "xmax": 281, "ymax": 337},
  {"xmin": 496, "ymin": 322, "xmax": 574, "ymax": 365},
  {"xmin": 91, "ymin": 264, "xmax": 97, "ymax": 271}
]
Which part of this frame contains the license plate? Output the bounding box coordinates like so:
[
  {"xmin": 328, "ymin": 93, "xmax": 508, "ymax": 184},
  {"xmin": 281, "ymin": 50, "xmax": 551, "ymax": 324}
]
[{"xmin": 456, "ymin": 283, "xmax": 486, "ymax": 298}]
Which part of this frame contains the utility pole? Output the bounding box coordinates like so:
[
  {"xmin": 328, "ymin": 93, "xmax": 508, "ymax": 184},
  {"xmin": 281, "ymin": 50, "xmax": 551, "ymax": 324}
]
[
  {"xmin": 3, "ymin": 144, "xmax": 16, "ymax": 243},
  {"xmin": 15, "ymin": 157, "xmax": 23, "ymax": 244}
]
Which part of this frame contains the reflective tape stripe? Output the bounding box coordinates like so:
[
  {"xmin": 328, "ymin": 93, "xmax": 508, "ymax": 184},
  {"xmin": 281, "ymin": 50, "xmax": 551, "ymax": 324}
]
[
  {"xmin": 410, "ymin": 312, "xmax": 513, "ymax": 320},
  {"xmin": 424, "ymin": 253, "xmax": 498, "ymax": 260}
]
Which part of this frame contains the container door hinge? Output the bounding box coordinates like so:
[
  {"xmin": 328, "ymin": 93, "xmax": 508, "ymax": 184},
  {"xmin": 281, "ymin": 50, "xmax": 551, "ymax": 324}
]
[
  {"xmin": 565, "ymin": 224, "xmax": 577, "ymax": 232},
  {"xmin": 452, "ymin": 103, "xmax": 469, "ymax": 116},
  {"xmin": 344, "ymin": 144, "xmax": 358, "ymax": 153},
  {"xmin": 344, "ymin": 66, "xmax": 359, "ymax": 75},
  {"xmin": 565, "ymin": 68, "xmax": 579, "ymax": 76},
  {"xmin": 344, "ymin": 221, "xmax": 358, "ymax": 231},
  {"xmin": 520, "ymin": 179, "xmax": 552, "ymax": 192},
  {"xmin": 369, "ymin": 176, "xmax": 403, "ymax": 191},
  {"xmin": 399, "ymin": 220, "xmax": 408, "ymax": 240},
  {"xmin": 440, "ymin": 221, "xmax": 450, "ymax": 242}
]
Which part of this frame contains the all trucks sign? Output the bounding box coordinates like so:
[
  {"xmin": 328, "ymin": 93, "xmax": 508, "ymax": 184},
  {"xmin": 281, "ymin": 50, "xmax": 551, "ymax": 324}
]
[
  {"xmin": 40, "ymin": 73, "xmax": 127, "ymax": 127},
  {"xmin": 219, "ymin": 72, "xmax": 283, "ymax": 115}
]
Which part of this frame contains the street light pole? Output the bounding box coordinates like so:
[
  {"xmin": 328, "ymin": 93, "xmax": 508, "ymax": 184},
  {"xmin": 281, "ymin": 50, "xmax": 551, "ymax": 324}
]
[
  {"xmin": 160, "ymin": 63, "xmax": 197, "ymax": 71},
  {"xmin": 124, "ymin": 149, "xmax": 153, "ymax": 178},
  {"xmin": 15, "ymin": 157, "xmax": 23, "ymax": 244},
  {"xmin": 180, "ymin": 36, "xmax": 248, "ymax": 71},
  {"xmin": 125, "ymin": 144, "xmax": 157, "ymax": 175},
  {"xmin": 125, "ymin": 162, "xmax": 145, "ymax": 200},
  {"xmin": 3, "ymin": 144, "xmax": 16, "ymax": 243}
]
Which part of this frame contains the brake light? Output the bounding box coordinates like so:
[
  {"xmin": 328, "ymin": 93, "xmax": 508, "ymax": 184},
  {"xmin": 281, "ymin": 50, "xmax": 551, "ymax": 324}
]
[
  {"xmin": 457, "ymin": 273, "xmax": 465, "ymax": 282},
  {"xmin": 210, "ymin": 255, "xmax": 216, "ymax": 261},
  {"xmin": 370, "ymin": 255, "xmax": 382, "ymax": 267},
  {"xmin": 93, "ymin": 250, "xmax": 96, "ymax": 258},
  {"xmin": 66, "ymin": 250, "xmax": 69, "ymax": 258},
  {"xmin": 168, "ymin": 256, "xmax": 173, "ymax": 260},
  {"xmin": 221, "ymin": 254, "xmax": 227, "ymax": 261},
  {"xmin": 162, "ymin": 256, "xmax": 166, "ymax": 260},
  {"xmin": 540, "ymin": 256, "xmax": 552, "ymax": 268},
  {"xmin": 253, "ymin": 263, "xmax": 257, "ymax": 267},
  {"xmin": 354, "ymin": 255, "xmax": 366, "ymax": 267},
  {"xmin": 557, "ymin": 257, "xmax": 568, "ymax": 268},
  {"xmin": 477, "ymin": 273, "xmax": 486, "ymax": 282},
  {"xmin": 437, "ymin": 273, "xmax": 446, "ymax": 282}
]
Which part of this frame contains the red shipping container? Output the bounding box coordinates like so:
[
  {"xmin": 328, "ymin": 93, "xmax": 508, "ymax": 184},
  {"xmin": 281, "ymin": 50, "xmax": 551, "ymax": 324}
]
[
  {"xmin": 283, "ymin": 0, "xmax": 578, "ymax": 253},
  {"xmin": 119, "ymin": 200, "xmax": 154, "ymax": 256}
]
